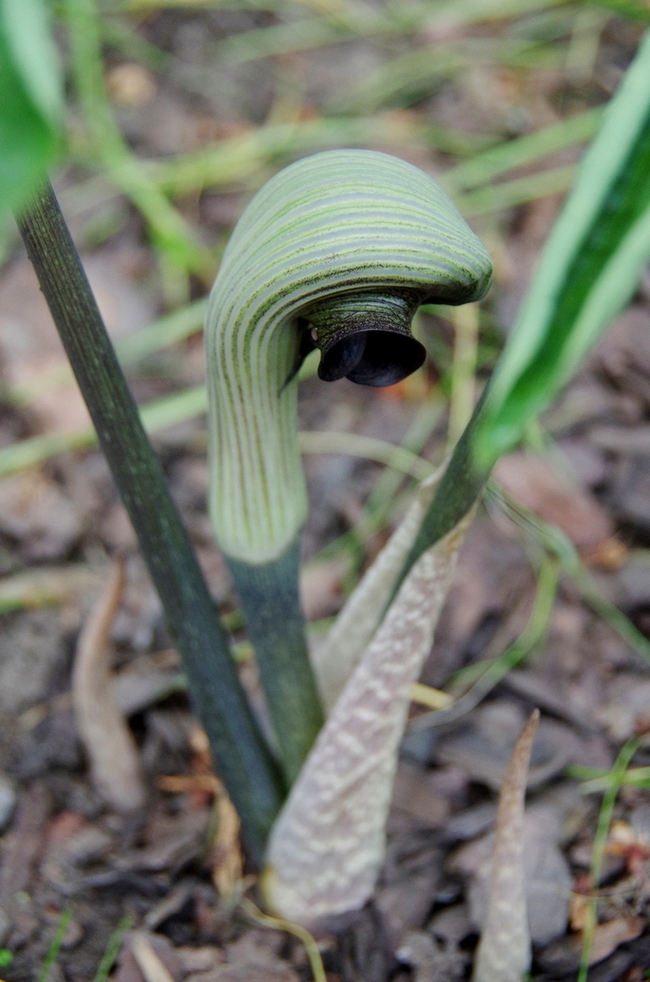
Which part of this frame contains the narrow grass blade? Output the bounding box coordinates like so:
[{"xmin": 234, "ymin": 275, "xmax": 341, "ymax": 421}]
[
  {"xmin": 11, "ymin": 299, "xmax": 207, "ymax": 405},
  {"xmin": 37, "ymin": 911, "xmax": 72, "ymax": 982},
  {"xmin": 442, "ymin": 108, "xmax": 602, "ymax": 194},
  {"xmin": 64, "ymin": 0, "xmax": 210, "ymax": 275},
  {"xmin": 489, "ymin": 482, "xmax": 650, "ymax": 668},
  {"xmin": 577, "ymin": 738, "xmax": 639, "ymax": 982},
  {"xmin": 91, "ymin": 915, "xmax": 133, "ymax": 982},
  {"xmin": 458, "ymin": 164, "xmax": 577, "ymax": 217},
  {"xmin": 0, "ymin": 384, "xmax": 210, "ymax": 478},
  {"xmin": 0, "ymin": 394, "xmax": 434, "ymax": 483},
  {"xmin": 409, "ymin": 557, "xmax": 557, "ymax": 731},
  {"xmin": 297, "ymin": 431, "xmax": 434, "ymax": 482},
  {"xmin": 153, "ymin": 117, "xmax": 425, "ymax": 196}
]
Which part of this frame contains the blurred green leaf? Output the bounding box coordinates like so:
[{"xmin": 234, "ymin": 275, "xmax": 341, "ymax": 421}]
[
  {"xmin": 0, "ymin": 0, "xmax": 62, "ymax": 215},
  {"xmin": 587, "ymin": 0, "xmax": 650, "ymax": 23},
  {"xmin": 3, "ymin": 0, "xmax": 62, "ymax": 120},
  {"xmin": 475, "ymin": 30, "xmax": 650, "ymax": 467}
]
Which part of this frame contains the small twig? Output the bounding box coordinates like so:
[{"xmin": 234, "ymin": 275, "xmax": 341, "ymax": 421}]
[
  {"xmin": 409, "ymin": 681, "xmax": 453, "ymax": 710},
  {"xmin": 129, "ymin": 933, "xmax": 175, "ymax": 982},
  {"xmin": 241, "ymin": 898, "xmax": 327, "ymax": 982},
  {"xmin": 72, "ymin": 557, "xmax": 146, "ymax": 812}
]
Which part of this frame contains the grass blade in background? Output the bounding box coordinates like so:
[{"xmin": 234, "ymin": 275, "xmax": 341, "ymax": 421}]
[
  {"xmin": 63, "ymin": 0, "xmax": 212, "ymax": 280},
  {"xmin": 0, "ymin": 0, "xmax": 62, "ymax": 215},
  {"xmin": 474, "ymin": 30, "xmax": 650, "ymax": 468}
]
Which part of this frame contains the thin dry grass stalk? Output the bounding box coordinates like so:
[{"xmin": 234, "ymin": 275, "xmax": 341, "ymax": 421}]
[
  {"xmin": 472, "ymin": 708, "xmax": 540, "ymax": 982},
  {"xmin": 72, "ymin": 557, "xmax": 146, "ymax": 812},
  {"xmin": 129, "ymin": 932, "xmax": 176, "ymax": 982}
]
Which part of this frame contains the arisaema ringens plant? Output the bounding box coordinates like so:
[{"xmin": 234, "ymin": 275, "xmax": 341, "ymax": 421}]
[{"xmin": 11, "ymin": 10, "xmax": 650, "ymax": 936}]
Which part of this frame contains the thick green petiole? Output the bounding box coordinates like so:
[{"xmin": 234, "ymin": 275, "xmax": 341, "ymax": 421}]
[
  {"xmin": 392, "ymin": 389, "xmax": 490, "ymax": 601},
  {"xmin": 15, "ymin": 180, "xmax": 284, "ymax": 864},
  {"xmin": 227, "ymin": 543, "xmax": 324, "ymax": 784}
]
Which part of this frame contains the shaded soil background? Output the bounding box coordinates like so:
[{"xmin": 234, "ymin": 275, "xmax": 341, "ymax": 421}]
[{"xmin": 1, "ymin": 2, "xmax": 650, "ymax": 979}]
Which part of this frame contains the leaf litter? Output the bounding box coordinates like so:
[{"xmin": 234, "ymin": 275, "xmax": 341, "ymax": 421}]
[{"xmin": 1, "ymin": 6, "xmax": 650, "ymax": 982}]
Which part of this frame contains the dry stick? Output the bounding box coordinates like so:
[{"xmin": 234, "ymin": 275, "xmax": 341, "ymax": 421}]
[
  {"xmin": 72, "ymin": 558, "xmax": 146, "ymax": 812},
  {"xmin": 240, "ymin": 898, "xmax": 327, "ymax": 982},
  {"xmin": 472, "ymin": 708, "xmax": 540, "ymax": 982},
  {"xmin": 15, "ymin": 180, "xmax": 283, "ymax": 865},
  {"xmin": 128, "ymin": 934, "xmax": 175, "ymax": 982}
]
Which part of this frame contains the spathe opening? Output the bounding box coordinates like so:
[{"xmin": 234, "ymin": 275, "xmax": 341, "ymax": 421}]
[{"xmin": 317, "ymin": 328, "xmax": 426, "ymax": 387}]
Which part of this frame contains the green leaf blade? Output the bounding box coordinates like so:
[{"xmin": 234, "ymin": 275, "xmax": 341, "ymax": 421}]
[
  {"xmin": 2, "ymin": 0, "xmax": 63, "ymax": 121},
  {"xmin": 0, "ymin": 0, "xmax": 62, "ymax": 215},
  {"xmin": 475, "ymin": 31, "xmax": 650, "ymax": 468}
]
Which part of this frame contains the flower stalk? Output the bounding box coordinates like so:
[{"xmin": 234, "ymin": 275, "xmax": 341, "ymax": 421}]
[{"xmin": 204, "ymin": 149, "xmax": 492, "ymax": 783}]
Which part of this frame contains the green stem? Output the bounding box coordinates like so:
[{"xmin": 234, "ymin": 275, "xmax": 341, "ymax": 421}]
[
  {"xmin": 15, "ymin": 179, "xmax": 283, "ymax": 864},
  {"xmin": 227, "ymin": 543, "xmax": 324, "ymax": 784},
  {"xmin": 393, "ymin": 388, "xmax": 490, "ymax": 598}
]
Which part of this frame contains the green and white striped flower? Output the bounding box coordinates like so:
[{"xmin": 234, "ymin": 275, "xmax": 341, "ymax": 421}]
[{"xmin": 205, "ymin": 149, "xmax": 492, "ymax": 565}]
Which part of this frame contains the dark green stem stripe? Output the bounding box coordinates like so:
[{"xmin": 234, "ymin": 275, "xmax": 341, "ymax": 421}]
[
  {"xmin": 15, "ymin": 180, "xmax": 283, "ymax": 863},
  {"xmin": 227, "ymin": 543, "xmax": 324, "ymax": 785}
]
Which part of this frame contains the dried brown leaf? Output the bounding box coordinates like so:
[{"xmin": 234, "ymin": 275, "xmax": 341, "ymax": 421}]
[
  {"xmin": 589, "ymin": 915, "xmax": 645, "ymax": 965},
  {"xmin": 72, "ymin": 559, "xmax": 146, "ymax": 812}
]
